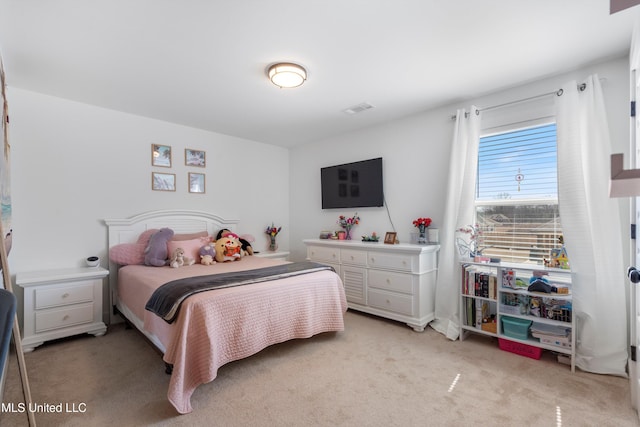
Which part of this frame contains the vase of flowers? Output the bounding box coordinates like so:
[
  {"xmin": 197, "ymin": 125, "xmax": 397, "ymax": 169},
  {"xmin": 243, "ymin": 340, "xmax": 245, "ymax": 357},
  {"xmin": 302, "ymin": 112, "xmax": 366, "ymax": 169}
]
[
  {"xmin": 265, "ymin": 223, "xmax": 281, "ymax": 251},
  {"xmin": 412, "ymin": 217, "xmax": 432, "ymax": 244},
  {"xmin": 337, "ymin": 213, "xmax": 360, "ymax": 240}
]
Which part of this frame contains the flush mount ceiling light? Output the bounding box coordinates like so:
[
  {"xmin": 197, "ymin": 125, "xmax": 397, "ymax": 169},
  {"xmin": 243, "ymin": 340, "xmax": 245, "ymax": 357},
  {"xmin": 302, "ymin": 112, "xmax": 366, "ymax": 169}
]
[{"xmin": 268, "ymin": 62, "xmax": 307, "ymax": 88}]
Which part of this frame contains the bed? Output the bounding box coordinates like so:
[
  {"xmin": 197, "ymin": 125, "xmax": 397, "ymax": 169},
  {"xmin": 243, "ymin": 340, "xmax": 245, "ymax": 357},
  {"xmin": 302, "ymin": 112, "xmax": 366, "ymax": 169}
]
[{"xmin": 105, "ymin": 210, "xmax": 347, "ymax": 414}]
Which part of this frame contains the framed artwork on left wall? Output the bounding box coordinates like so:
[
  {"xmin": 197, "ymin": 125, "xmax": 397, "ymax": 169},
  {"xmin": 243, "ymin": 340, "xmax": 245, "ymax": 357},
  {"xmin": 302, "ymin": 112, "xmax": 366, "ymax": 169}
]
[
  {"xmin": 185, "ymin": 149, "xmax": 206, "ymax": 167},
  {"xmin": 151, "ymin": 144, "xmax": 172, "ymax": 167},
  {"xmin": 152, "ymin": 172, "xmax": 176, "ymax": 191},
  {"xmin": 189, "ymin": 172, "xmax": 205, "ymax": 193}
]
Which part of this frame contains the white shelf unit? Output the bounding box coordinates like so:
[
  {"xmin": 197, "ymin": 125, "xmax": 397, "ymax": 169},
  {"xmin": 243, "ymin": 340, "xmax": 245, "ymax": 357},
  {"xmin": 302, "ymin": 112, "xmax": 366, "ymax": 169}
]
[
  {"xmin": 305, "ymin": 239, "xmax": 439, "ymax": 332},
  {"xmin": 460, "ymin": 261, "xmax": 575, "ymax": 372}
]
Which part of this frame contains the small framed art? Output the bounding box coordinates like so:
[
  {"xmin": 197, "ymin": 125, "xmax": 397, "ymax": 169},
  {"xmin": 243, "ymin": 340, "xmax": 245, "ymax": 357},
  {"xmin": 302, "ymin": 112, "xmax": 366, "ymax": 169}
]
[
  {"xmin": 151, "ymin": 144, "xmax": 172, "ymax": 167},
  {"xmin": 384, "ymin": 232, "xmax": 397, "ymax": 244},
  {"xmin": 189, "ymin": 172, "xmax": 205, "ymax": 193},
  {"xmin": 152, "ymin": 172, "xmax": 176, "ymax": 191},
  {"xmin": 185, "ymin": 149, "xmax": 206, "ymax": 167}
]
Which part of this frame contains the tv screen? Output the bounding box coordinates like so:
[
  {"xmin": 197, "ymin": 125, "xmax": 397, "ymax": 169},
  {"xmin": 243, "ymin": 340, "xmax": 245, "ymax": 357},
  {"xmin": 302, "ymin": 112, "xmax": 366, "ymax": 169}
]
[{"xmin": 321, "ymin": 158, "xmax": 383, "ymax": 209}]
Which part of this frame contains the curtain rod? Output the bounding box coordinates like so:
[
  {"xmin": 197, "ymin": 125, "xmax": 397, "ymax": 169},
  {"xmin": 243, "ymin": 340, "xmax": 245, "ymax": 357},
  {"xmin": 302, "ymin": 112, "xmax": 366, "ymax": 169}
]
[{"xmin": 450, "ymin": 82, "xmax": 587, "ymax": 120}]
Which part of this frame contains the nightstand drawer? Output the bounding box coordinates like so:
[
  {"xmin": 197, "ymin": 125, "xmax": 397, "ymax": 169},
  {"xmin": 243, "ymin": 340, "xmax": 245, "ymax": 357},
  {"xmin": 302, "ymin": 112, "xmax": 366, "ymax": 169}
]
[
  {"xmin": 368, "ymin": 270, "xmax": 413, "ymax": 294},
  {"xmin": 35, "ymin": 282, "xmax": 94, "ymax": 310},
  {"xmin": 368, "ymin": 253, "xmax": 413, "ymax": 272},
  {"xmin": 35, "ymin": 303, "xmax": 94, "ymax": 333},
  {"xmin": 341, "ymin": 249, "xmax": 367, "ymax": 266},
  {"xmin": 368, "ymin": 289, "xmax": 413, "ymax": 316}
]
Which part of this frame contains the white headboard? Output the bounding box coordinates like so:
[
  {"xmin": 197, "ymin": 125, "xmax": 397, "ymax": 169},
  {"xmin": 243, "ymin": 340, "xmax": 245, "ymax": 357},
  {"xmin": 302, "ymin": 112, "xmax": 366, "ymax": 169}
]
[{"xmin": 103, "ymin": 209, "xmax": 239, "ymax": 323}]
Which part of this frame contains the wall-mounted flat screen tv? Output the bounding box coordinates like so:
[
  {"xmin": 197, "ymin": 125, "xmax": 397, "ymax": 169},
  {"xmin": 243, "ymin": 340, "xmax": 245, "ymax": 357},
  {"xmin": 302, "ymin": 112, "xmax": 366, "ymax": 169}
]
[{"xmin": 321, "ymin": 157, "xmax": 383, "ymax": 209}]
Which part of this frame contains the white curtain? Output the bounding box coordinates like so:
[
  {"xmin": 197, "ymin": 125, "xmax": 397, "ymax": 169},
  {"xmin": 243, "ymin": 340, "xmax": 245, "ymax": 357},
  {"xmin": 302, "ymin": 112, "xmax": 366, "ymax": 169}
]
[
  {"xmin": 556, "ymin": 75, "xmax": 628, "ymax": 376},
  {"xmin": 431, "ymin": 107, "xmax": 480, "ymax": 340}
]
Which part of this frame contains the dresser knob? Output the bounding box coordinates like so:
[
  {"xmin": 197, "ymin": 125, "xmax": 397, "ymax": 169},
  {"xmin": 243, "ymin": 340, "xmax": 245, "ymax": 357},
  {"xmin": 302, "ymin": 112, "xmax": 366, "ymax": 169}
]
[
  {"xmin": 386, "ymin": 278, "xmax": 391, "ymax": 284},
  {"xmin": 370, "ymin": 257, "xmax": 375, "ymax": 263},
  {"xmin": 62, "ymin": 293, "xmax": 69, "ymax": 298},
  {"xmin": 63, "ymin": 315, "xmax": 69, "ymax": 321},
  {"xmin": 386, "ymin": 299, "xmax": 391, "ymax": 305}
]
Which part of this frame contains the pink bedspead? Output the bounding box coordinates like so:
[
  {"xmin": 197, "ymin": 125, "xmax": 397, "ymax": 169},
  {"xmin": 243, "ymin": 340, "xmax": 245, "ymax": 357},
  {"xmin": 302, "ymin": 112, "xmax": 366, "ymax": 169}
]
[{"xmin": 106, "ymin": 210, "xmax": 347, "ymax": 414}]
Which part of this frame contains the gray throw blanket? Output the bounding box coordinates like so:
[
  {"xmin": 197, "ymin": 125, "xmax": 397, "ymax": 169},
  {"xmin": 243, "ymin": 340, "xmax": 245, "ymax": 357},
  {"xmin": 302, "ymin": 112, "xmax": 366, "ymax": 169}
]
[{"xmin": 145, "ymin": 261, "xmax": 334, "ymax": 323}]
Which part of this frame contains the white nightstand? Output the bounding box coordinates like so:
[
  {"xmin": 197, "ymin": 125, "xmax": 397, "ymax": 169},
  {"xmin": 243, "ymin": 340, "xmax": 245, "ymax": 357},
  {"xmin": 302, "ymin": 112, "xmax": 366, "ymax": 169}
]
[
  {"xmin": 254, "ymin": 251, "xmax": 290, "ymax": 260},
  {"xmin": 16, "ymin": 267, "xmax": 109, "ymax": 352}
]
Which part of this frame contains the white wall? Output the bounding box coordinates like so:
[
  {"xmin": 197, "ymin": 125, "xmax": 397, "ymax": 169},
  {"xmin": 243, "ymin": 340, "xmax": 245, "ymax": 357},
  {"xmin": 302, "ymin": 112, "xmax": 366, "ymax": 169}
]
[
  {"xmin": 7, "ymin": 89, "xmax": 290, "ymax": 274},
  {"xmin": 289, "ymin": 56, "xmax": 631, "ymax": 265}
]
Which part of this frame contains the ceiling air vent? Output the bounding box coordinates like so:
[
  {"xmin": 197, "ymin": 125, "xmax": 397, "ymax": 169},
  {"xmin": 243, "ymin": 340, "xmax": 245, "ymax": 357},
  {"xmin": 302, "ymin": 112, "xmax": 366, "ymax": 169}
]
[{"xmin": 342, "ymin": 102, "xmax": 374, "ymax": 115}]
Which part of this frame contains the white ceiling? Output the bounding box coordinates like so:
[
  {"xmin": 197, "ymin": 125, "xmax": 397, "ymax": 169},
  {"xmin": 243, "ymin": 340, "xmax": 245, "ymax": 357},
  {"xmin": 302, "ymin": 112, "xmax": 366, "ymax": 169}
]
[{"xmin": 0, "ymin": 1, "xmax": 638, "ymax": 148}]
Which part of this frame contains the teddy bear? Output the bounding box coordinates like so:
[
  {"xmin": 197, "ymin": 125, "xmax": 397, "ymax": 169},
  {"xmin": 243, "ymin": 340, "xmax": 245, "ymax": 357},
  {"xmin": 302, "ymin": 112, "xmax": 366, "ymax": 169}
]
[
  {"xmin": 214, "ymin": 232, "xmax": 242, "ymax": 262},
  {"xmin": 169, "ymin": 247, "xmax": 195, "ymax": 268},
  {"xmin": 216, "ymin": 229, "xmax": 254, "ymax": 256},
  {"xmin": 144, "ymin": 227, "xmax": 174, "ymax": 266},
  {"xmin": 199, "ymin": 243, "xmax": 216, "ymax": 265}
]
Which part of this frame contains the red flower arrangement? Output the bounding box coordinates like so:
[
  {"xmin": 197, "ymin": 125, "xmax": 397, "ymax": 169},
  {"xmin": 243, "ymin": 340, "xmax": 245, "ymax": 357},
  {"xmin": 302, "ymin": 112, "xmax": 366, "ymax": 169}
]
[{"xmin": 412, "ymin": 217, "xmax": 432, "ymax": 228}]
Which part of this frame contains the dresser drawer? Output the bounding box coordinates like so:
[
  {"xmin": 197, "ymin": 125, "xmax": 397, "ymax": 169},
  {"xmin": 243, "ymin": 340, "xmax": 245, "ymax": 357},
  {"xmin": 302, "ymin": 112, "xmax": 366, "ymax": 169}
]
[
  {"xmin": 307, "ymin": 245, "xmax": 340, "ymax": 264},
  {"xmin": 368, "ymin": 252, "xmax": 413, "ymax": 272},
  {"xmin": 35, "ymin": 303, "xmax": 94, "ymax": 333},
  {"xmin": 35, "ymin": 282, "xmax": 94, "ymax": 310},
  {"xmin": 368, "ymin": 289, "xmax": 413, "ymax": 316},
  {"xmin": 368, "ymin": 270, "xmax": 413, "ymax": 294},
  {"xmin": 340, "ymin": 249, "xmax": 367, "ymax": 266}
]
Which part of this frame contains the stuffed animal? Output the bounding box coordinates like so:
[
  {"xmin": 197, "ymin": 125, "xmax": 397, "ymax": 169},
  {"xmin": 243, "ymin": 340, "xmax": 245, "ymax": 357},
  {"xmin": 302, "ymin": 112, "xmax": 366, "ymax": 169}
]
[
  {"xmin": 200, "ymin": 254, "xmax": 215, "ymax": 265},
  {"xmin": 216, "ymin": 229, "xmax": 254, "ymax": 256},
  {"xmin": 199, "ymin": 244, "xmax": 216, "ymax": 265},
  {"xmin": 144, "ymin": 227, "xmax": 174, "ymax": 266},
  {"xmin": 214, "ymin": 232, "xmax": 242, "ymax": 262},
  {"xmin": 169, "ymin": 247, "xmax": 195, "ymax": 268}
]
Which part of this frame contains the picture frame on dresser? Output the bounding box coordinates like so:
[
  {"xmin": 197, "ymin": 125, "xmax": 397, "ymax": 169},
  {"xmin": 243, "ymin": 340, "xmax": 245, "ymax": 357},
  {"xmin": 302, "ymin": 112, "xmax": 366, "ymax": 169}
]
[{"xmin": 384, "ymin": 232, "xmax": 396, "ymax": 244}]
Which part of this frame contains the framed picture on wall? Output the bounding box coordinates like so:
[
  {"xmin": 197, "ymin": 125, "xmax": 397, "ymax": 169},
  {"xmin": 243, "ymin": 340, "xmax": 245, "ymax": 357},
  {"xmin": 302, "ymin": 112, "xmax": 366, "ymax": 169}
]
[
  {"xmin": 152, "ymin": 172, "xmax": 176, "ymax": 191},
  {"xmin": 188, "ymin": 172, "xmax": 205, "ymax": 193},
  {"xmin": 185, "ymin": 149, "xmax": 206, "ymax": 167},
  {"xmin": 151, "ymin": 144, "xmax": 172, "ymax": 167}
]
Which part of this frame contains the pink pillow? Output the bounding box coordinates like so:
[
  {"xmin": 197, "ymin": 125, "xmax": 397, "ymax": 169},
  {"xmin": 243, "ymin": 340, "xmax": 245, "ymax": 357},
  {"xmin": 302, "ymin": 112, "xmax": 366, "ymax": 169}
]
[
  {"xmin": 109, "ymin": 243, "xmax": 146, "ymax": 265},
  {"xmin": 137, "ymin": 229, "xmax": 159, "ymax": 246},
  {"xmin": 136, "ymin": 229, "xmax": 208, "ymax": 245},
  {"xmin": 173, "ymin": 231, "xmax": 208, "ymax": 241},
  {"xmin": 167, "ymin": 237, "xmax": 208, "ymax": 264}
]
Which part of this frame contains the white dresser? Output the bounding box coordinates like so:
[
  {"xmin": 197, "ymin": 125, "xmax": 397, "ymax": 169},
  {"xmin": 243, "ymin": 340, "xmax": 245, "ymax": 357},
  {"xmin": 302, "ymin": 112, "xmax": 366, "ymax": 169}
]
[
  {"xmin": 16, "ymin": 267, "xmax": 109, "ymax": 352},
  {"xmin": 304, "ymin": 239, "xmax": 439, "ymax": 331}
]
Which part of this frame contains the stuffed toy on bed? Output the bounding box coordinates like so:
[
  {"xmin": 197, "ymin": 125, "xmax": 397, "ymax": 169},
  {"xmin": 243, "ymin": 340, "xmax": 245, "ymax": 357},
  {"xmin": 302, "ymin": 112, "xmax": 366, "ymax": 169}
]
[
  {"xmin": 169, "ymin": 247, "xmax": 195, "ymax": 268},
  {"xmin": 216, "ymin": 229, "xmax": 254, "ymax": 256},
  {"xmin": 144, "ymin": 227, "xmax": 174, "ymax": 266},
  {"xmin": 199, "ymin": 244, "xmax": 216, "ymax": 265},
  {"xmin": 214, "ymin": 232, "xmax": 242, "ymax": 262}
]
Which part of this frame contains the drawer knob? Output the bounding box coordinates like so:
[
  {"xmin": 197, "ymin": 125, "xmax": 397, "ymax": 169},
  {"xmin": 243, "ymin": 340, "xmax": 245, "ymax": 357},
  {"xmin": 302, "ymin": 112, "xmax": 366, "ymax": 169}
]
[
  {"xmin": 386, "ymin": 278, "xmax": 391, "ymax": 284},
  {"xmin": 370, "ymin": 257, "xmax": 375, "ymax": 263},
  {"xmin": 62, "ymin": 293, "xmax": 70, "ymax": 299},
  {"xmin": 63, "ymin": 315, "xmax": 70, "ymax": 321},
  {"xmin": 386, "ymin": 299, "xmax": 391, "ymax": 305},
  {"xmin": 350, "ymin": 256, "xmax": 354, "ymax": 260}
]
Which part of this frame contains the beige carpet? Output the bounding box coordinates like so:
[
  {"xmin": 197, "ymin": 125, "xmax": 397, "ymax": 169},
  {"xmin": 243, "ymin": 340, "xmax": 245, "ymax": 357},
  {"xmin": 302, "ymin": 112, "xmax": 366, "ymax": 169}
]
[{"xmin": 1, "ymin": 310, "xmax": 638, "ymax": 427}]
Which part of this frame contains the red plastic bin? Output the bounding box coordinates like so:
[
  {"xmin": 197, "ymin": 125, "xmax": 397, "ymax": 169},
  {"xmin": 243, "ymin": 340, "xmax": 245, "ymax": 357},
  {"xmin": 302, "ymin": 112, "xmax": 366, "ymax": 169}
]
[{"xmin": 498, "ymin": 338, "xmax": 542, "ymax": 360}]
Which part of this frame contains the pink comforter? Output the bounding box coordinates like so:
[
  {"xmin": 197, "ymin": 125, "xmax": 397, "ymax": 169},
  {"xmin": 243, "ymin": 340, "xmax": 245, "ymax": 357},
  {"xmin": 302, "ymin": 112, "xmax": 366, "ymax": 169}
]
[{"xmin": 118, "ymin": 257, "xmax": 347, "ymax": 414}]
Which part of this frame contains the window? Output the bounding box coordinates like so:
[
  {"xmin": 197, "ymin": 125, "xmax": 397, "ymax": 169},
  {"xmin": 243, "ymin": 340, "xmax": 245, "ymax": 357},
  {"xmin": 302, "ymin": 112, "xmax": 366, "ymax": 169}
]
[{"xmin": 475, "ymin": 123, "xmax": 562, "ymax": 264}]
